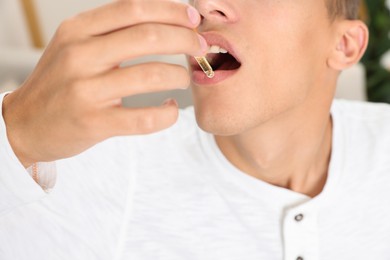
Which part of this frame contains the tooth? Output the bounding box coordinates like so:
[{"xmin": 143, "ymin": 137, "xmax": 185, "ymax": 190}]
[
  {"xmin": 219, "ymin": 48, "xmax": 228, "ymax": 53},
  {"xmin": 208, "ymin": 45, "xmax": 229, "ymax": 54},
  {"xmin": 209, "ymin": 45, "xmax": 220, "ymax": 53}
]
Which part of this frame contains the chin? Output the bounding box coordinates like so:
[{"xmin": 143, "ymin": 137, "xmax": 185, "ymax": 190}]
[
  {"xmin": 193, "ymin": 105, "xmax": 252, "ymax": 136},
  {"xmin": 197, "ymin": 120, "xmax": 243, "ymax": 136}
]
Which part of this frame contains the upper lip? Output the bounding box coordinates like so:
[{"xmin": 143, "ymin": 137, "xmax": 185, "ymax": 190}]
[{"xmin": 190, "ymin": 32, "xmax": 241, "ymax": 68}]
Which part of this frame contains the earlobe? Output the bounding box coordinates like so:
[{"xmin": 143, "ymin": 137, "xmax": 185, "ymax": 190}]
[{"xmin": 327, "ymin": 20, "xmax": 369, "ymax": 71}]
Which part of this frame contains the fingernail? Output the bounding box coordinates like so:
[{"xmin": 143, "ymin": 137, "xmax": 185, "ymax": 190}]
[
  {"xmin": 187, "ymin": 6, "xmax": 200, "ymax": 25},
  {"xmin": 180, "ymin": 84, "xmax": 189, "ymax": 90},
  {"xmin": 163, "ymin": 98, "xmax": 177, "ymax": 107},
  {"xmin": 197, "ymin": 34, "xmax": 208, "ymax": 55}
]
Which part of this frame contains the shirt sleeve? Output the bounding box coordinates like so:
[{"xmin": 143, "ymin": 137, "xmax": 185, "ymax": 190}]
[
  {"xmin": 0, "ymin": 92, "xmax": 56, "ymax": 215},
  {"xmin": 26, "ymin": 162, "xmax": 57, "ymax": 193}
]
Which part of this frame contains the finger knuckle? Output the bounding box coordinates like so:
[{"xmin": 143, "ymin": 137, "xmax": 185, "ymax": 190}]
[
  {"xmin": 142, "ymin": 25, "xmax": 161, "ymax": 45},
  {"xmin": 176, "ymin": 66, "xmax": 191, "ymax": 86},
  {"xmin": 136, "ymin": 114, "xmax": 157, "ymax": 133},
  {"xmin": 144, "ymin": 64, "xmax": 166, "ymax": 85},
  {"xmin": 60, "ymin": 43, "xmax": 85, "ymax": 70},
  {"xmin": 71, "ymin": 105, "xmax": 105, "ymax": 135},
  {"xmin": 142, "ymin": 64, "xmax": 189, "ymax": 89},
  {"xmin": 127, "ymin": 2, "xmax": 146, "ymax": 18},
  {"xmin": 68, "ymin": 80, "xmax": 91, "ymax": 103},
  {"xmin": 111, "ymin": 2, "xmax": 146, "ymax": 26},
  {"xmin": 55, "ymin": 18, "xmax": 76, "ymax": 44}
]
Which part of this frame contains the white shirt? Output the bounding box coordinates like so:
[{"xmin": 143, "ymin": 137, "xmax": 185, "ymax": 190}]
[{"xmin": 1, "ymin": 92, "xmax": 390, "ymax": 260}]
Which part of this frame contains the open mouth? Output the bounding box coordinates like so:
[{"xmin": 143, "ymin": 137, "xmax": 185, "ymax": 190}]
[
  {"xmin": 190, "ymin": 33, "xmax": 242, "ymax": 83},
  {"xmin": 205, "ymin": 45, "xmax": 242, "ymax": 71},
  {"xmin": 191, "ymin": 43, "xmax": 242, "ymax": 75}
]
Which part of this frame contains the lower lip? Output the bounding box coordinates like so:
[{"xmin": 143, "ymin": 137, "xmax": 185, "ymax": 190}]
[{"xmin": 191, "ymin": 69, "xmax": 239, "ymax": 85}]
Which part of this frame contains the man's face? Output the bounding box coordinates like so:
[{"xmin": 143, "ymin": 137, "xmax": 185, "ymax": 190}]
[{"xmin": 188, "ymin": 0, "xmax": 336, "ymax": 135}]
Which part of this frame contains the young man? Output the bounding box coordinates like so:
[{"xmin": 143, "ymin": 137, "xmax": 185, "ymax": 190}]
[{"xmin": 1, "ymin": 0, "xmax": 389, "ymax": 259}]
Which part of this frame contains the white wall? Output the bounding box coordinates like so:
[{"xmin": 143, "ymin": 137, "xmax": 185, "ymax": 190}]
[
  {"xmin": 0, "ymin": 0, "xmax": 31, "ymax": 48},
  {"xmin": 0, "ymin": 0, "xmax": 109, "ymax": 48},
  {"xmin": 0, "ymin": 0, "xmax": 39, "ymax": 91},
  {"xmin": 0, "ymin": 1, "xmax": 114, "ymax": 87},
  {"xmin": 34, "ymin": 0, "xmax": 108, "ymax": 44}
]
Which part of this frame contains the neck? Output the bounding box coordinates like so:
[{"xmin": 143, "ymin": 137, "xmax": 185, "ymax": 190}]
[{"xmin": 215, "ymin": 98, "xmax": 333, "ymax": 198}]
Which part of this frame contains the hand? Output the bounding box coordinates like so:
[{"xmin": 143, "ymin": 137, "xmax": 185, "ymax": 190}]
[{"xmin": 2, "ymin": 0, "xmax": 207, "ymax": 168}]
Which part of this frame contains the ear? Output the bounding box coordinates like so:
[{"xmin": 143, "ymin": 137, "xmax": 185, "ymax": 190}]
[{"xmin": 327, "ymin": 20, "xmax": 369, "ymax": 71}]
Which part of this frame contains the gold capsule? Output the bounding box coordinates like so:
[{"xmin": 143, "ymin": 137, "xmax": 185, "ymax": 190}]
[{"xmin": 194, "ymin": 56, "xmax": 215, "ymax": 78}]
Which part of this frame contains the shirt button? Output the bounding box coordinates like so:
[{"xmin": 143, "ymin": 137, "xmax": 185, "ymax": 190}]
[{"xmin": 294, "ymin": 213, "xmax": 304, "ymax": 222}]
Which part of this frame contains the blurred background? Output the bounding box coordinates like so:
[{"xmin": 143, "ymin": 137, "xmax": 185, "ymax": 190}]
[
  {"xmin": 0, "ymin": 0, "xmax": 389, "ymax": 107},
  {"xmin": 361, "ymin": 0, "xmax": 390, "ymax": 103}
]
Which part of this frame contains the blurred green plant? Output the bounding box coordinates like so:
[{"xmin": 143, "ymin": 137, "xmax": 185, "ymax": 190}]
[{"xmin": 361, "ymin": 0, "xmax": 390, "ymax": 103}]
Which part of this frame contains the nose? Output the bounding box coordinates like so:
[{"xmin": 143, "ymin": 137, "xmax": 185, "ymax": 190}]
[{"xmin": 193, "ymin": 0, "xmax": 239, "ymax": 24}]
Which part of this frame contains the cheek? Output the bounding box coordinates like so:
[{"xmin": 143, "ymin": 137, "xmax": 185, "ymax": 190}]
[
  {"xmin": 237, "ymin": 41, "xmax": 306, "ymax": 120},
  {"xmin": 245, "ymin": 14, "xmax": 329, "ymax": 106}
]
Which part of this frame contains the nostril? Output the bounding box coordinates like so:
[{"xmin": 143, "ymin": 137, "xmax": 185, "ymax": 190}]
[
  {"xmin": 195, "ymin": 1, "xmax": 239, "ymax": 23},
  {"xmin": 211, "ymin": 10, "xmax": 226, "ymax": 18}
]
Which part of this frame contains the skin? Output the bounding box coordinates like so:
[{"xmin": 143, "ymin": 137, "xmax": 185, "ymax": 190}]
[
  {"xmin": 190, "ymin": 0, "xmax": 368, "ymax": 197},
  {"xmin": 2, "ymin": 0, "xmax": 206, "ymax": 167},
  {"xmin": 2, "ymin": 0, "xmax": 368, "ymax": 197}
]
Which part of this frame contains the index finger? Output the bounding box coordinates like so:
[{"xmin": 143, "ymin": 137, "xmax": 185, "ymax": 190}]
[{"xmin": 73, "ymin": 0, "xmax": 201, "ymax": 36}]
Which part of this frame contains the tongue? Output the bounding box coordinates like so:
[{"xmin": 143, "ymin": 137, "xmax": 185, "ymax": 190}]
[
  {"xmin": 211, "ymin": 53, "xmax": 241, "ymax": 71},
  {"xmin": 218, "ymin": 59, "xmax": 240, "ymax": 70}
]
